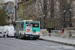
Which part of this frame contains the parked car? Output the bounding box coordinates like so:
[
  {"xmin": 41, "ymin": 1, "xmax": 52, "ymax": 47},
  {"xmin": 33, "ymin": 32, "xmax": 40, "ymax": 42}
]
[
  {"xmin": 2, "ymin": 26, "xmax": 9, "ymax": 37},
  {"xmin": 6, "ymin": 25, "xmax": 14, "ymax": 37}
]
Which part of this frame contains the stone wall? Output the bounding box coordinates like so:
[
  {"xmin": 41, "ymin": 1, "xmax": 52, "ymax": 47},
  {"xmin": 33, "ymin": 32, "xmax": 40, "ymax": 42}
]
[
  {"xmin": 40, "ymin": 29, "xmax": 49, "ymax": 36},
  {"xmin": 51, "ymin": 30, "xmax": 62, "ymax": 37},
  {"xmin": 51, "ymin": 27, "xmax": 75, "ymax": 38}
]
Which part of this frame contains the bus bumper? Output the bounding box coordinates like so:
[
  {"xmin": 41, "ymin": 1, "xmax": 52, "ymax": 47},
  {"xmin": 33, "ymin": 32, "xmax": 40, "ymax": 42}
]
[{"xmin": 23, "ymin": 34, "xmax": 40, "ymax": 38}]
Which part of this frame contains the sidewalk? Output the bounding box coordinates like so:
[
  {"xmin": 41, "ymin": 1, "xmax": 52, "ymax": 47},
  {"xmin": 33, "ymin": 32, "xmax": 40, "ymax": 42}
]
[{"xmin": 39, "ymin": 36, "xmax": 75, "ymax": 46}]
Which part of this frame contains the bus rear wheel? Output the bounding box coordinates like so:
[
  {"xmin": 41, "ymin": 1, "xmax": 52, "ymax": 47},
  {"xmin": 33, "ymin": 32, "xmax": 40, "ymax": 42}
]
[
  {"xmin": 19, "ymin": 34, "xmax": 23, "ymax": 39},
  {"xmin": 33, "ymin": 38, "xmax": 37, "ymax": 40}
]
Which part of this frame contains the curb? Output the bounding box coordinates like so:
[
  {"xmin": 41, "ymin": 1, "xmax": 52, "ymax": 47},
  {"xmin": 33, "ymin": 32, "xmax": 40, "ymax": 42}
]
[{"xmin": 39, "ymin": 38, "xmax": 75, "ymax": 46}]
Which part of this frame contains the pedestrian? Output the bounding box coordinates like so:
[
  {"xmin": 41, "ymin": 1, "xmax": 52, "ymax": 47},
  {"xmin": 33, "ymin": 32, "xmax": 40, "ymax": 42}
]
[
  {"xmin": 61, "ymin": 27, "xmax": 64, "ymax": 38},
  {"xmin": 62, "ymin": 27, "xmax": 64, "ymax": 34},
  {"xmin": 47, "ymin": 26, "xmax": 51, "ymax": 36}
]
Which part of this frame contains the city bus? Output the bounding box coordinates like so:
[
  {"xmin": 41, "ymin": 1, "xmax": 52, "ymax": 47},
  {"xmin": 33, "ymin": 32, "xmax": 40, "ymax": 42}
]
[{"xmin": 14, "ymin": 20, "xmax": 40, "ymax": 40}]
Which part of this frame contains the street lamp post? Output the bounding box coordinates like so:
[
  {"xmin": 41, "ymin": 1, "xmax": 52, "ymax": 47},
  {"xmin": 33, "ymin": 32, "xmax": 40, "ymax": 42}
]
[
  {"xmin": 15, "ymin": 6, "xmax": 17, "ymax": 21},
  {"xmin": 69, "ymin": 7, "xmax": 73, "ymax": 27},
  {"xmin": 14, "ymin": 0, "xmax": 29, "ymax": 21},
  {"xmin": 63, "ymin": 8, "xmax": 67, "ymax": 28},
  {"xmin": 43, "ymin": 14, "xmax": 45, "ymax": 29},
  {"xmin": 14, "ymin": 0, "xmax": 22, "ymax": 21},
  {"xmin": 11, "ymin": 15, "xmax": 13, "ymax": 24}
]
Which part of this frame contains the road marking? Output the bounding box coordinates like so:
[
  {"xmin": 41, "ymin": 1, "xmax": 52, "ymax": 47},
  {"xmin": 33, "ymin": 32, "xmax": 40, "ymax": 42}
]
[
  {"xmin": 44, "ymin": 46, "xmax": 61, "ymax": 50},
  {"xmin": 57, "ymin": 49, "xmax": 61, "ymax": 50},
  {"xmin": 63, "ymin": 46, "xmax": 74, "ymax": 49},
  {"xmin": 30, "ymin": 42, "xmax": 40, "ymax": 45},
  {"xmin": 44, "ymin": 46, "xmax": 50, "ymax": 48}
]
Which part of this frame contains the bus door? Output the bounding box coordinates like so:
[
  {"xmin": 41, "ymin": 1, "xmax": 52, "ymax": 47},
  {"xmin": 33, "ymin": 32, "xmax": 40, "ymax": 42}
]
[{"xmin": 26, "ymin": 24, "xmax": 32, "ymax": 34}]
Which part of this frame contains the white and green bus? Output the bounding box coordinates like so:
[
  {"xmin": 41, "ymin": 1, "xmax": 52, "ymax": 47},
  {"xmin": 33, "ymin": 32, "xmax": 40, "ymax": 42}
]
[{"xmin": 14, "ymin": 20, "xmax": 40, "ymax": 39}]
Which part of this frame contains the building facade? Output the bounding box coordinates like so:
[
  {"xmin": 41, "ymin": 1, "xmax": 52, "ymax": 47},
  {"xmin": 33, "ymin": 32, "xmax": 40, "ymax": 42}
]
[{"xmin": 4, "ymin": 1, "xmax": 14, "ymax": 24}]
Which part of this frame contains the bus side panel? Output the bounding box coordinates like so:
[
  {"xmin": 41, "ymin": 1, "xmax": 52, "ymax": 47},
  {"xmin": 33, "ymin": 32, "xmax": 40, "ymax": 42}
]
[
  {"xmin": 32, "ymin": 22, "xmax": 40, "ymax": 32},
  {"xmin": 23, "ymin": 22, "xmax": 26, "ymax": 31},
  {"xmin": 39, "ymin": 22, "xmax": 40, "ymax": 32},
  {"xmin": 32, "ymin": 28, "xmax": 40, "ymax": 32},
  {"xmin": 32, "ymin": 22, "xmax": 40, "ymax": 36}
]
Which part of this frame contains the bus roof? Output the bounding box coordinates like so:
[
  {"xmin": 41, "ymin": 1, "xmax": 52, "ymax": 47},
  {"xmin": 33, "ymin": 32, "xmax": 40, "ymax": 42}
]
[
  {"xmin": 15, "ymin": 21, "xmax": 40, "ymax": 23},
  {"xmin": 15, "ymin": 21, "xmax": 23, "ymax": 22},
  {"xmin": 31, "ymin": 21, "xmax": 40, "ymax": 22},
  {"xmin": 23, "ymin": 20, "xmax": 33, "ymax": 21}
]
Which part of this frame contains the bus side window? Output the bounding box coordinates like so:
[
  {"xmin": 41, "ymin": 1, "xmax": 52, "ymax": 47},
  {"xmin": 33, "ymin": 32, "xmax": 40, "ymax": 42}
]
[
  {"xmin": 21, "ymin": 23, "xmax": 24, "ymax": 30},
  {"xmin": 15, "ymin": 23, "xmax": 18, "ymax": 30}
]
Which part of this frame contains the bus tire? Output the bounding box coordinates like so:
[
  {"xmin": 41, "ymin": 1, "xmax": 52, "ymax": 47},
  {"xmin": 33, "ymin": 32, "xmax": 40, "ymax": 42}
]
[
  {"xmin": 33, "ymin": 38, "xmax": 37, "ymax": 40},
  {"xmin": 3, "ymin": 35, "xmax": 5, "ymax": 38},
  {"xmin": 3, "ymin": 35, "xmax": 7, "ymax": 38},
  {"xmin": 16, "ymin": 36, "xmax": 18, "ymax": 38},
  {"xmin": 14, "ymin": 33, "xmax": 18, "ymax": 38},
  {"xmin": 19, "ymin": 34, "xmax": 22, "ymax": 39},
  {"xmin": 7, "ymin": 35, "xmax": 9, "ymax": 37},
  {"xmin": 14, "ymin": 33, "xmax": 16, "ymax": 37}
]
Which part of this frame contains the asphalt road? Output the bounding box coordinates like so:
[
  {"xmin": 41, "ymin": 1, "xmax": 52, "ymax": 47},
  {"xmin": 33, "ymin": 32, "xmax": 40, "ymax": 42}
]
[{"xmin": 0, "ymin": 38, "xmax": 75, "ymax": 50}]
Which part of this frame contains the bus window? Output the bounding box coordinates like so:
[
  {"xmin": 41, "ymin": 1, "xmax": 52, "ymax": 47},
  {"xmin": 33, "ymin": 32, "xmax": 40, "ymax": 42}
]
[
  {"xmin": 26, "ymin": 21, "xmax": 39, "ymax": 27},
  {"xmin": 33, "ymin": 24, "xmax": 39, "ymax": 27},
  {"xmin": 33, "ymin": 23, "xmax": 39, "ymax": 27},
  {"xmin": 15, "ymin": 22, "xmax": 24, "ymax": 31},
  {"xmin": 26, "ymin": 21, "xmax": 32, "ymax": 24},
  {"xmin": 26, "ymin": 24, "xmax": 31, "ymax": 27}
]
